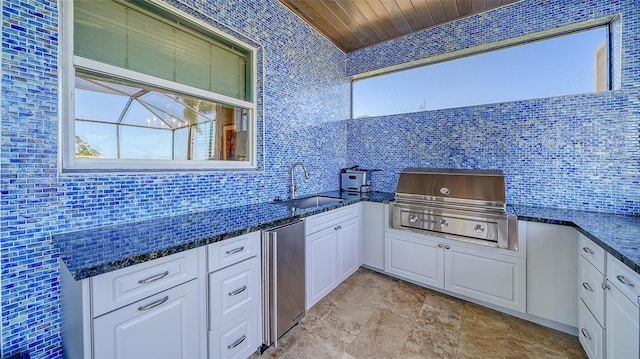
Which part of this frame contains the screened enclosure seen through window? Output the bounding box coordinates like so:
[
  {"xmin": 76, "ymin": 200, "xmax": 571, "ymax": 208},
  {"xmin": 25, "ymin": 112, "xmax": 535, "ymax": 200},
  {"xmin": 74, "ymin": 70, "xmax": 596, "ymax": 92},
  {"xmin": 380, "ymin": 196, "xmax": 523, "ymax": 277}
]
[
  {"xmin": 75, "ymin": 72, "xmax": 249, "ymax": 161},
  {"xmin": 352, "ymin": 26, "xmax": 609, "ymax": 118}
]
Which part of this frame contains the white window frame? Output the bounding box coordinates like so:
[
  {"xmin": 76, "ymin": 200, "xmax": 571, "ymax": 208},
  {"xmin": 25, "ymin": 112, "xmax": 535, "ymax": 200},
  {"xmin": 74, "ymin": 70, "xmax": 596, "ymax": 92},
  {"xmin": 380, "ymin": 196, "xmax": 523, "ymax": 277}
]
[{"xmin": 60, "ymin": 0, "xmax": 258, "ymax": 171}]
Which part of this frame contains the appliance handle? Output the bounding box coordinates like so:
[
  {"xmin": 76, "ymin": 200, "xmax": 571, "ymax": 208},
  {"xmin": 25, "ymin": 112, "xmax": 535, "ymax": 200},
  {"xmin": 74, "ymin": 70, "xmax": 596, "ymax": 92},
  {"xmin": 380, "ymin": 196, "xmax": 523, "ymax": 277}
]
[{"xmin": 270, "ymin": 230, "xmax": 278, "ymax": 346}]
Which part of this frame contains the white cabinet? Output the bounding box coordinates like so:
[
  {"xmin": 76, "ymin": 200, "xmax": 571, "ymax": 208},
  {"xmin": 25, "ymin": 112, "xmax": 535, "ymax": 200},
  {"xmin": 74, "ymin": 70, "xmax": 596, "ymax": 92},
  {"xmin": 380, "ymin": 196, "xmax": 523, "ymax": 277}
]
[
  {"xmin": 577, "ymin": 234, "xmax": 606, "ymax": 359},
  {"xmin": 445, "ymin": 243, "xmax": 525, "ymax": 312},
  {"xmin": 305, "ymin": 203, "xmax": 362, "ymax": 309},
  {"xmin": 605, "ymin": 253, "xmax": 640, "ymax": 359},
  {"xmin": 60, "ymin": 247, "xmax": 207, "ymax": 359},
  {"xmin": 337, "ymin": 216, "xmax": 361, "ymax": 282},
  {"xmin": 577, "ymin": 237, "xmax": 640, "ymax": 359},
  {"xmin": 93, "ymin": 280, "xmax": 200, "ymax": 359},
  {"xmin": 579, "ymin": 299, "xmax": 606, "ymax": 359},
  {"xmin": 207, "ymin": 232, "xmax": 261, "ymax": 359},
  {"xmin": 384, "ymin": 228, "xmax": 526, "ymax": 313},
  {"xmin": 605, "ymin": 280, "xmax": 639, "ymax": 359},
  {"xmin": 385, "ymin": 230, "xmax": 444, "ymax": 288},
  {"xmin": 362, "ymin": 202, "xmax": 385, "ymax": 271},
  {"xmin": 579, "ymin": 255, "xmax": 606, "ymax": 326},
  {"xmin": 524, "ymin": 221, "xmax": 579, "ymax": 327},
  {"xmin": 306, "ymin": 226, "xmax": 338, "ymax": 307}
]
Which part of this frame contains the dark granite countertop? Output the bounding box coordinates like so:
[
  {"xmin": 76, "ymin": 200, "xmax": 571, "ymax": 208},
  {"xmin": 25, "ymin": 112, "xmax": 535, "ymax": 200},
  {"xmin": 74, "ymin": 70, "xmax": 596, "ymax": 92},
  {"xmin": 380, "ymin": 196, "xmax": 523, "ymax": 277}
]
[
  {"xmin": 53, "ymin": 192, "xmax": 640, "ymax": 280},
  {"xmin": 53, "ymin": 191, "xmax": 395, "ymax": 280},
  {"xmin": 512, "ymin": 205, "xmax": 640, "ymax": 275}
]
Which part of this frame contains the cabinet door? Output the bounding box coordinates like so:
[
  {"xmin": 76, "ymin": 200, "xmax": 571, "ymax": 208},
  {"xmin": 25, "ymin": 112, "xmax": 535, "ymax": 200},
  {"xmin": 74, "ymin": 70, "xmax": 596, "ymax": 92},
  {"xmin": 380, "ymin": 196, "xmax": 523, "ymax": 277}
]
[
  {"xmin": 606, "ymin": 283, "xmax": 639, "ymax": 359},
  {"xmin": 306, "ymin": 226, "xmax": 337, "ymax": 310},
  {"xmin": 444, "ymin": 244, "xmax": 526, "ymax": 313},
  {"xmin": 525, "ymin": 222, "xmax": 578, "ymax": 326},
  {"xmin": 337, "ymin": 216, "xmax": 361, "ymax": 283},
  {"xmin": 384, "ymin": 231, "xmax": 444, "ymax": 288},
  {"xmin": 362, "ymin": 202, "xmax": 385, "ymax": 270},
  {"xmin": 93, "ymin": 279, "xmax": 200, "ymax": 359}
]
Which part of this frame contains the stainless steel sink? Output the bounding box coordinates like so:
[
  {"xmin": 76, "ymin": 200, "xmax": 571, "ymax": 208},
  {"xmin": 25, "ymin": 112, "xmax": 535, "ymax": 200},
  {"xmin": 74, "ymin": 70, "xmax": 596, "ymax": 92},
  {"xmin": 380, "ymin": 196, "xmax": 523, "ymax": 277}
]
[{"xmin": 273, "ymin": 195, "xmax": 344, "ymax": 209}]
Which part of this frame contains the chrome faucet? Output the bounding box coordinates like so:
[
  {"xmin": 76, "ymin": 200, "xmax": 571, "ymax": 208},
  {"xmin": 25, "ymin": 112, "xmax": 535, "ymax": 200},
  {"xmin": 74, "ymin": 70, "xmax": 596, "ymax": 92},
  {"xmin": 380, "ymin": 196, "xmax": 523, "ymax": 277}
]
[{"xmin": 290, "ymin": 162, "xmax": 310, "ymax": 199}]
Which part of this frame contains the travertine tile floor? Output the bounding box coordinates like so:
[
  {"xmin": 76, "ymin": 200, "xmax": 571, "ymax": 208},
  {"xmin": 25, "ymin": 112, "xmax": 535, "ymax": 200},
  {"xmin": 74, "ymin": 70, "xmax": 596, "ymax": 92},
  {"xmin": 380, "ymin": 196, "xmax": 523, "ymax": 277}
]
[{"xmin": 254, "ymin": 268, "xmax": 588, "ymax": 359}]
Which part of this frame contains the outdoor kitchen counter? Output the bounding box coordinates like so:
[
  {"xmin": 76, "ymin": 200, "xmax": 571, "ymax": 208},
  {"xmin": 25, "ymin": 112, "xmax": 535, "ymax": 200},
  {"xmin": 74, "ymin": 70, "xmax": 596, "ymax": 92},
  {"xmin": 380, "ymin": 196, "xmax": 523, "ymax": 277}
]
[
  {"xmin": 513, "ymin": 205, "xmax": 640, "ymax": 275},
  {"xmin": 52, "ymin": 191, "xmax": 395, "ymax": 280},
  {"xmin": 52, "ymin": 194, "xmax": 640, "ymax": 280}
]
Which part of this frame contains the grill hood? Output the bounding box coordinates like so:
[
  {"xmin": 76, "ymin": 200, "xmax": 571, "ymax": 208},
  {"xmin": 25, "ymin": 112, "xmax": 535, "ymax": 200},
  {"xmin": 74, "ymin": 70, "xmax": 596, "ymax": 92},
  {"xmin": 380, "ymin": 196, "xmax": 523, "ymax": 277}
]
[{"xmin": 395, "ymin": 168, "xmax": 506, "ymax": 211}]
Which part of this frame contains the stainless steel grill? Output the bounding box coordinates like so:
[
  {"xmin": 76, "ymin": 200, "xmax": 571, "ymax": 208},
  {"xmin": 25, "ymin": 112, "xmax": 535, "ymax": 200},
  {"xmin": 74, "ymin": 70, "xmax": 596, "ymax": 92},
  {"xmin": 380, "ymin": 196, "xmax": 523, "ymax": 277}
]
[{"xmin": 390, "ymin": 168, "xmax": 518, "ymax": 250}]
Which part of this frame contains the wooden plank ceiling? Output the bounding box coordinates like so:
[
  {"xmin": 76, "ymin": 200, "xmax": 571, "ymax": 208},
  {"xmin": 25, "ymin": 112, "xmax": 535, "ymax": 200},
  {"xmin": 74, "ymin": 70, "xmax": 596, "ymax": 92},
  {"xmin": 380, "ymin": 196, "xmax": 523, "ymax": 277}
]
[{"xmin": 279, "ymin": 0, "xmax": 520, "ymax": 52}]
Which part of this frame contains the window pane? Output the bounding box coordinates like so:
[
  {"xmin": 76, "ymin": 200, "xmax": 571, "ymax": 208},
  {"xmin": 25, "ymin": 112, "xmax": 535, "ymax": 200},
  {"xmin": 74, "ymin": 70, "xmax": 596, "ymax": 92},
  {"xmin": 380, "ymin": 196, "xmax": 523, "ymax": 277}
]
[
  {"xmin": 74, "ymin": 71, "xmax": 251, "ymax": 162},
  {"xmin": 74, "ymin": 0, "xmax": 126, "ymax": 68},
  {"xmin": 353, "ymin": 27, "xmax": 608, "ymax": 118},
  {"xmin": 73, "ymin": 0, "xmax": 250, "ymax": 101},
  {"xmin": 75, "ymin": 88, "xmax": 129, "ymax": 123},
  {"xmin": 75, "ymin": 121, "xmax": 117, "ymax": 158},
  {"xmin": 173, "ymin": 127, "xmax": 189, "ymax": 160},
  {"xmin": 126, "ymin": 6, "xmax": 175, "ymax": 82},
  {"xmin": 119, "ymin": 127, "xmax": 173, "ymax": 160},
  {"xmin": 174, "ymin": 30, "xmax": 211, "ymax": 92},
  {"xmin": 191, "ymin": 121, "xmax": 215, "ymax": 160}
]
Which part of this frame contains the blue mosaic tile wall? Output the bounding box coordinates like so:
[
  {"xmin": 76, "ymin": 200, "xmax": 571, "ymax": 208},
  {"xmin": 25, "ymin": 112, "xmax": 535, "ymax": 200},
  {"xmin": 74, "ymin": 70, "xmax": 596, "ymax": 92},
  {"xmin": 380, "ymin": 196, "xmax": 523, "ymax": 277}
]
[
  {"xmin": 1, "ymin": 0, "xmax": 349, "ymax": 356},
  {"xmin": 347, "ymin": 0, "xmax": 640, "ymax": 216}
]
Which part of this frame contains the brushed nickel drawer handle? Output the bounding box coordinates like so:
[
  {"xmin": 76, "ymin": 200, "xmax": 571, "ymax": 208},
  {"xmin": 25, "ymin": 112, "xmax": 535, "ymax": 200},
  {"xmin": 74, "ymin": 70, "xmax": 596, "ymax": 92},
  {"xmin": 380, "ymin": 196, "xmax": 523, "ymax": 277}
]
[
  {"xmin": 226, "ymin": 246, "xmax": 245, "ymax": 255},
  {"xmin": 227, "ymin": 335, "xmax": 246, "ymax": 349},
  {"xmin": 582, "ymin": 282, "xmax": 594, "ymax": 292},
  {"xmin": 582, "ymin": 247, "xmax": 594, "ymax": 255},
  {"xmin": 228, "ymin": 285, "xmax": 247, "ymax": 296},
  {"xmin": 580, "ymin": 328, "xmax": 592, "ymax": 341},
  {"xmin": 138, "ymin": 296, "xmax": 169, "ymax": 311},
  {"xmin": 138, "ymin": 271, "xmax": 169, "ymax": 284},
  {"xmin": 617, "ymin": 275, "xmax": 635, "ymax": 288}
]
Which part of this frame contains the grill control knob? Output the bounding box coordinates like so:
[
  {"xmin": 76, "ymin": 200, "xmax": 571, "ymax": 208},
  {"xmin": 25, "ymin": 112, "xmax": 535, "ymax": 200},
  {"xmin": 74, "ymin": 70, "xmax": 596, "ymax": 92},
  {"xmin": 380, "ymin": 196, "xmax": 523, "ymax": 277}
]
[
  {"xmin": 440, "ymin": 187, "xmax": 450, "ymax": 195},
  {"xmin": 474, "ymin": 224, "xmax": 485, "ymax": 233},
  {"xmin": 408, "ymin": 214, "xmax": 419, "ymax": 223},
  {"xmin": 440, "ymin": 219, "xmax": 449, "ymax": 228}
]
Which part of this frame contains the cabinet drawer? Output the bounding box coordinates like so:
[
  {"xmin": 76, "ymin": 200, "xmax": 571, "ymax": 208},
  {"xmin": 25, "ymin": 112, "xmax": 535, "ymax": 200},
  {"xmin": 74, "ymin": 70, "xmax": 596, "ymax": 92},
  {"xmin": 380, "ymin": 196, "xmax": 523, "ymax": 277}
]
[
  {"xmin": 208, "ymin": 231, "xmax": 260, "ymax": 273},
  {"xmin": 579, "ymin": 255, "xmax": 605, "ymax": 326},
  {"xmin": 578, "ymin": 299, "xmax": 605, "ymax": 359},
  {"xmin": 92, "ymin": 249, "xmax": 199, "ymax": 317},
  {"xmin": 208, "ymin": 313, "xmax": 259, "ymax": 359},
  {"xmin": 209, "ymin": 256, "xmax": 260, "ymax": 329},
  {"xmin": 579, "ymin": 235, "xmax": 605, "ymax": 273},
  {"xmin": 305, "ymin": 203, "xmax": 360, "ymax": 235},
  {"xmin": 607, "ymin": 253, "xmax": 640, "ymax": 305}
]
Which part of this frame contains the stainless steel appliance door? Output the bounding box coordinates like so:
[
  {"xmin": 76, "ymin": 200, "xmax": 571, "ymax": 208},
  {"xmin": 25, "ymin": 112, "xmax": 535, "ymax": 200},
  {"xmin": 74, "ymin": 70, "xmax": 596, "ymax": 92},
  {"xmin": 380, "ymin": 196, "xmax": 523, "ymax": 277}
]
[{"xmin": 263, "ymin": 220, "xmax": 305, "ymax": 347}]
